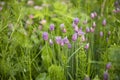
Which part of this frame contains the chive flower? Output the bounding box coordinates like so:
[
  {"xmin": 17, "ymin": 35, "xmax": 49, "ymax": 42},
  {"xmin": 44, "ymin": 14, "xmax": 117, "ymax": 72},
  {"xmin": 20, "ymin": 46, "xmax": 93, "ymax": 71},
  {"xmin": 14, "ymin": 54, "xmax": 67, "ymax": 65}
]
[
  {"xmin": 74, "ymin": 18, "xmax": 79, "ymax": 25},
  {"xmin": 42, "ymin": 32, "xmax": 48, "ymax": 41},
  {"xmin": 103, "ymin": 71, "xmax": 109, "ymax": 80},
  {"xmin": 49, "ymin": 39, "xmax": 53, "ymax": 45},
  {"xmin": 55, "ymin": 36, "xmax": 62, "ymax": 44},
  {"xmin": 102, "ymin": 19, "xmax": 106, "ymax": 26},
  {"xmin": 72, "ymin": 33, "xmax": 78, "ymax": 41},
  {"xmin": 50, "ymin": 24, "xmax": 55, "ymax": 31}
]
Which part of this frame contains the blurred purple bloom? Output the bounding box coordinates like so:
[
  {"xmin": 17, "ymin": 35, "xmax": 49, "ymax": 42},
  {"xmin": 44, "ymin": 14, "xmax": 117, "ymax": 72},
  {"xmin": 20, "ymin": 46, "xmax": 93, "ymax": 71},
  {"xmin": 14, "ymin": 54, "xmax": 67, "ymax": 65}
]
[
  {"xmin": 90, "ymin": 27, "xmax": 95, "ymax": 33},
  {"xmin": 74, "ymin": 26, "xmax": 79, "ymax": 32},
  {"xmin": 92, "ymin": 22, "xmax": 96, "ymax": 28},
  {"xmin": 90, "ymin": 13, "xmax": 95, "ymax": 19},
  {"xmin": 55, "ymin": 36, "xmax": 62, "ymax": 44},
  {"xmin": 81, "ymin": 35, "xmax": 86, "ymax": 42},
  {"xmin": 74, "ymin": 18, "xmax": 79, "ymax": 25},
  {"xmin": 42, "ymin": 32, "xmax": 48, "ymax": 41},
  {"xmin": 103, "ymin": 71, "xmax": 109, "ymax": 80},
  {"xmin": 68, "ymin": 43, "xmax": 72, "ymax": 49},
  {"xmin": 72, "ymin": 33, "xmax": 78, "ymax": 41},
  {"xmin": 106, "ymin": 62, "xmax": 111, "ymax": 70},
  {"xmin": 100, "ymin": 31, "xmax": 103, "ymax": 37},
  {"xmin": 60, "ymin": 39, "xmax": 64, "ymax": 46},
  {"xmin": 49, "ymin": 39, "xmax": 53, "ymax": 45},
  {"xmin": 86, "ymin": 27, "xmax": 90, "ymax": 33},
  {"xmin": 102, "ymin": 19, "xmax": 106, "ymax": 26},
  {"xmin": 85, "ymin": 43, "xmax": 89, "ymax": 49},
  {"xmin": 62, "ymin": 28, "xmax": 67, "ymax": 33},
  {"xmin": 63, "ymin": 37, "xmax": 69, "ymax": 44},
  {"xmin": 78, "ymin": 29, "xmax": 85, "ymax": 36},
  {"xmin": 50, "ymin": 24, "xmax": 55, "ymax": 31}
]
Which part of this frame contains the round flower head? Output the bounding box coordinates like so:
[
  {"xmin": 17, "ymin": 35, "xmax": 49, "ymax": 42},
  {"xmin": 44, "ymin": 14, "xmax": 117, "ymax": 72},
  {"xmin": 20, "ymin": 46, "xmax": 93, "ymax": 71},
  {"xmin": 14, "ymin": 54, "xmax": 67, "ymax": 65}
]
[
  {"xmin": 86, "ymin": 27, "xmax": 90, "ymax": 33},
  {"xmin": 50, "ymin": 24, "xmax": 55, "ymax": 31},
  {"xmin": 78, "ymin": 29, "xmax": 85, "ymax": 36},
  {"xmin": 85, "ymin": 43, "xmax": 89, "ymax": 49},
  {"xmin": 106, "ymin": 62, "xmax": 111, "ymax": 70},
  {"xmin": 74, "ymin": 26, "xmax": 79, "ymax": 32},
  {"xmin": 42, "ymin": 32, "xmax": 48, "ymax": 41},
  {"xmin": 102, "ymin": 19, "xmax": 106, "ymax": 26},
  {"xmin": 49, "ymin": 39, "xmax": 53, "ymax": 45},
  {"xmin": 62, "ymin": 28, "xmax": 67, "ymax": 33},
  {"xmin": 68, "ymin": 43, "xmax": 72, "ymax": 49},
  {"xmin": 100, "ymin": 31, "xmax": 103, "ymax": 37},
  {"xmin": 60, "ymin": 39, "xmax": 64, "ymax": 46},
  {"xmin": 74, "ymin": 18, "xmax": 79, "ymax": 25},
  {"xmin": 103, "ymin": 71, "xmax": 109, "ymax": 80},
  {"xmin": 90, "ymin": 12, "xmax": 95, "ymax": 19},
  {"xmin": 63, "ymin": 37, "xmax": 69, "ymax": 44},
  {"xmin": 55, "ymin": 36, "xmax": 62, "ymax": 44},
  {"xmin": 92, "ymin": 22, "xmax": 96, "ymax": 28},
  {"xmin": 72, "ymin": 33, "xmax": 78, "ymax": 41},
  {"xmin": 90, "ymin": 27, "xmax": 95, "ymax": 33}
]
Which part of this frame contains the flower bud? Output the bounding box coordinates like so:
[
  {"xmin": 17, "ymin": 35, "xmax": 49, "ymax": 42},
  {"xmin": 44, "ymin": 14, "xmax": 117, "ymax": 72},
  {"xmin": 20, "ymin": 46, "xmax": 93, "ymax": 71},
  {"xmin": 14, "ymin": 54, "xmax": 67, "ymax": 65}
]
[
  {"xmin": 90, "ymin": 27, "xmax": 95, "ymax": 33},
  {"xmin": 42, "ymin": 32, "xmax": 48, "ymax": 41},
  {"xmin": 68, "ymin": 43, "xmax": 72, "ymax": 49},
  {"xmin": 63, "ymin": 37, "xmax": 69, "ymax": 44},
  {"xmin": 90, "ymin": 13, "xmax": 95, "ymax": 19},
  {"xmin": 62, "ymin": 28, "xmax": 67, "ymax": 33},
  {"xmin": 106, "ymin": 62, "xmax": 111, "ymax": 70},
  {"xmin": 103, "ymin": 71, "xmax": 109, "ymax": 80},
  {"xmin": 72, "ymin": 33, "xmax": 78, "ymax": 41},
  {"xmin": 86, "ymin": 27, "xmax": 90, "ymax": 33},
  {"xmin": 85, "ymin": 43, "xmax": 89, "ymax": 49},
  {"xmin": 50, "ymin": 24, "xmax": 55, "ymax": 31},
  {"xmin": 102, "ymin": 19, "xmax": 106, "ymax": 26},
  {"xmin": 55, "ymin": 36, "xmax": 62, "ymax": 44},
  {"xmin": 92, "ymin": 22, "xmax": 96, "ymax": 28},
  {"xmin": 100, "ymin": 31, "xmax": 103, "ymax": 37},
  {"xmin": 74, "ymin": 18, "xmax": 79, "ymax": 25},
  {"xmin": 49, "ymin": 39, "xmax": 53, "ymax": 45}
]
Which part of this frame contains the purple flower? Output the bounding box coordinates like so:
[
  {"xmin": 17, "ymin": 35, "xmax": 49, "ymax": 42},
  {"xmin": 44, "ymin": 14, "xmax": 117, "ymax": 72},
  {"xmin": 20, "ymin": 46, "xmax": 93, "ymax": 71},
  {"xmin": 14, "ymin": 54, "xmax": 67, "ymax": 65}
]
[
  {"xmin": 102, "ymin": 19, "xmax": 106, "ymax": 26},
  {"xmin": 60, "ymin": 39, "xmax": 64, "ymax": 46},
  {"xmin": 72, "ymin": 22, "xmax": 76, "ymax": 28},
  {"xmin": 42, "ymin": 32, "xmax": 48, "ymax": 41},
  {"xmin": 85, "ymin": 43, "xmax": 89, "ymax": 49},
  {"xmin": 106, "ymin": 62, "xmax": 111, "ymax": 70},
  {"xmin": 100, "ymin": 31, "xmax": 103, "ymax": 37},
  {"xmin": 90, "ymin": 27, "xmax": 95, "ymax": 33},
  {"xmin": 81, "ymin": 35, "xmax": 86, "ymax": 42},
  {"xmin": 77, "ymin": 29, "xmax": 85, "ymax": 36},
  {"xmin": 63, "ymin": 37, "xmax": 69, "ymax": 44},
  {"xmin": 49, "ymin": 39, "xmax": 53, "ymax": 45},
  {"xmin": 68, "ymin": 43, "xmax": 72, "ymax": 49},
  {"xmin": 50, "ymin": 24, "xmax": 55, "ymax": 31},
  {"xmin": 103, "ymin": 71, "xmax": 109, "ymax": 80},
  {"xmin": 55, "ymin": 36, "xmax": 62, "ymax": 44},
  {"xmin": 74, "ymin": 18, "xmax": 79, "ymax": 25},
  {"xmin": 92, "ymin": 22, "xmax": 96, "ymax": 28},
  {"xmin": 90, "ymin": 13, "xmax": 95, "ymax": 19},
  {"xmin": 72, "ymin": 33, "xmax": 78, "ymax": 41},
  {"xmin": 86, "ymin": 27, "xmax": 90, "ymax": 33},
  {"xmin": 74, "ymin": 26, "xmax": 79, "ymax": 32},
  {"xmin": 62, "ymin": 28, "xmax": 67, "ymax": 33}
]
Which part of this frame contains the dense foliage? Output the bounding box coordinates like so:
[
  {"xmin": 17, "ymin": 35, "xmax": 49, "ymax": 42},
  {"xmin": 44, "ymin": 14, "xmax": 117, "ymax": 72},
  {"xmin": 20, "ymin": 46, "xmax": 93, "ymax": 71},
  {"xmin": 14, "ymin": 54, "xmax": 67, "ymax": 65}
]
[{"xmin": 0, "ymin": 0, "xmax": 120, "ymax": 80}]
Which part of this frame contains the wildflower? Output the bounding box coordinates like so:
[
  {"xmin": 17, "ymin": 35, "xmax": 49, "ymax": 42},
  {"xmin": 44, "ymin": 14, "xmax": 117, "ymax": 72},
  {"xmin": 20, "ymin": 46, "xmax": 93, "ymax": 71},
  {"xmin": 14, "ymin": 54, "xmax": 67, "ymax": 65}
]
[
  {"xmin": 81, "ymin": 35, "xmax": 86, "ymax": 42},
  {"xmin": 85, "ymin": 43, "xmax": 89, "ymax": 49},
  {"xmin": 100, "ymin": 31, "xmax": 103, "ymax": 37},
  {"xmin": 86, "ymin": 27, "xmax": 90, "ymax": 33},
  {"xmin": 72, "ymin": 33, "xmax": 78, "ymax": 41},
  {"xmin": 68, "ymin": 43, "xmax": 72, "ymax": 49},
  {"xmin": 103, "ymin": 71, "xmax": 109, "ymax": 80},
  {"xmin": 49, "ymin": 39, "xmax": 53, "ymax": 45},
  {"xmin": 74, "ymin": 26, "xmax": 79, "ymax": 32},
  {"xmin": 74, "ymin": 18, "xmax": 79, "ymax": 25},
  {"xmin": 55, "ymin": 36, "xmax": 62, "ymax": 44},
  {"xmin": 63, "ymin": 37, "xmax": 69, "ymax": 44},
  {"xmin": 90, "ymin": 13, "xmax": 95, "ymax": 19},
  {"xmin": 62, "ymin": 28, "xmax": 67, "ymax": 33},
  {"xmin": 50, "ymin": 24, "xmax": 55, "ymax": 31},
  {"xmin": 106, "ymin": 62, "xmax": 111, "ymax": 70},
  {"xmin": 78, "ymin": 29, "xmax": 85, "ymax": 36},
  {"xmin": 90, "ymin": 27, "xmax": 95, "ymax": 33},
  {"xmin": 42, "ymin": 32, "xmax": 48, "ymax": 41},
  {"xmin": 60, "ymin": 39, "xmax": 64, "ymax": 46},
  {"xmin": 102, "ymin": 19, "xmax": 106, "ymax": 26},
  {"xmin": 92, "ymin": 22, "xmax": 96, "ymax": 28}
]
